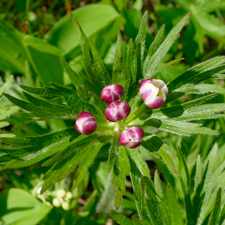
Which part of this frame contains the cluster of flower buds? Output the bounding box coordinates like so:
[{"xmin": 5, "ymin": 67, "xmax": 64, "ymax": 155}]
[
  {"xmin": 52, "ymin": 189, "xmax": 73, "ymax": 211},
  {"xmin": 75, "ymin": 79, "xmax": 168, "ymax": 148}
]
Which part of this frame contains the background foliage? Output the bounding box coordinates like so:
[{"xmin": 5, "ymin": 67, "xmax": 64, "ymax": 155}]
[{"xmin": 0, "ymin": 0, "xmax": 225, "ymax": 224}]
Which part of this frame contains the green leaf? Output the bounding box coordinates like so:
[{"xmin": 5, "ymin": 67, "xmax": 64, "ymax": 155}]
[
  {"xmin": 0, "ymin": 121, "xmax": 9, "ymax": 128},
  {"xmin": 159, "ymin": 119, "xmax": 219, "ymax": 136},
  {"xmin": 143, "ymin": 24, "xmax": 165, "ymax": 74},
  {"xmin": 144, "ymin": 13, "xmax": 190, "ymax": 78},
  {"xmin": 112, "ymin": 146, "xmax": 130, "ymax": 194},
  {"xmin": 41, "ymin": 141, "xmax": 94, "ymax": 193},
  {"xmin": 208, "ymin": 188, "xmax": 221, "ymax": 225},
  {"xmin": 72, "ymin": 140, "xmax": 104, "ymax": 190},
  {"xmin": 0, "ymin": 105, "xmax": 19, "ymax": 121},
  {"xmin": 192, "ymin": 10, "xmax": 225, "ymax": 40},
  {"xmin": 0, "ymin": 22, "xmax": 27, "ymax": 73},
  {"xmin": 168, "ymin": 83, "xmax": 225, "ymax": 102},
  {"xmin": 23, "ymin": 35, "xmax": 64, "ymax": 85},
  {"xmin": 45, "ymin": 4, "xmax": 122, "ymax": 58},
  {"xmin": 0, "ymin": 188, "xmax": 52, "ymax": 225},
  {"xmin": 135, "ymin": 11, "xmax": 148, "ymax": 62},
  {"xmin": 42, "ymin": 134, "xmax": 97, "ymax": 167},
  {"xmin": 141, "ymin": 135, "xmax": 177, "ymax": 176},
  {"xmin": 176, "ymin": 146, "xmax": 191, "ymax": 189},
  {"xmin": 96, "ymin": 169, "xmax": 114, "ymax": 216},
  {"xmin": 154, "ymin": 57, "xmax": 184, "ymax": 75},
  {"xmin": 126, "ymin": 147, "xmax": 150, "ymax": 219},
  {"xmin": 111, "ymin": 210, "xmax": 134, "ymax": 225},
  {"xmin": 154, "ymin": 170, "xmax": 170, "ymax": 225},
  {"xmin": 0, "ymin": 128, "xmax": 79, "ymax": 168},
  {"xmin": 108, "ymin": 138, "xmax": 117, "ymax": 173},
  {"xmin": 179, "ymin": 177, "xmax": 192, "ymax": 224},
  {"xmin": 0, "ymin": 75, "xmax": 14, "ymax": 97},
  {"xmin": 112, "ymin": 33, "xmax": 131, "ymax": 101},
  {"xmin": 168, "ymin": 56, "xmax": 225, "ymax": 92},
  {"xmin": 203, "ymin": 1, "xmax": 225, "ymax": 12},
  {"xmin": 73, "ymin": 17, "xmax": 110, "ymax": 90},
  {"xmin": 140, "ymin": 176, "xmax": 164, "ymax": 225},
  {"xmin": 114, "ymin": 187, "xmax": 122, "ymax": 211},
  {"xmin": 60, "ymin": 58, "xmax": 106, "ymax": 115},
  {"xmin": 3, "ymin": 92, "xmax": 78, "ymax": 120},
  {"xmin": 166, "ymin": 184, "xmax": 183, "ymax": 225},
  {"xmin": 88, "ymin": 38, "xmax": 111, "ymax": 85},
  {"xmin": 0, "ymin": 76, "xmax": 19, "ymax": 138},
  {"xmin": 194, "ymin": 155, "xmax": 203, "ymax": 192}
]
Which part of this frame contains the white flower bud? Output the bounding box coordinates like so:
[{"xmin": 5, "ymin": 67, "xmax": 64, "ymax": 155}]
[
  {"xmin": 56, "ymin": 189, "xmax": 66, "ymax": 198},
  {"xmin": 66, "ymin": 192, "xmax": 73, "ymax": 199},
  {"xmin": 53, "ymin": 198, "xmax": 61, "ymax": 207},
  {"xmin": 62, "ymin": 202, "xmax": 70, "ymax": 211}
]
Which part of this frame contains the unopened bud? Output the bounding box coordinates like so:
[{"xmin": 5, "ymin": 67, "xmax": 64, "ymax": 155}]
[
  {"xmin": 66, "ymin": 192, "xmax": 73, "ymax": 199},
  {"xmin": 62, "ymin": 202, "xmax": 70, "ymax": 211},
  {"xmin": 139, "ymin": 79, "xmax": 168, "ymax": 109},
  {"xmin": 105, "ymin": 101, "xmax": 131, "ymax": 122},
  {"xmin": 119, "ymin": 126, "xmax": 144, "ymax": 148},
  {"xmin": 101, "ymin": 84, "xmax": 124, "ymax": 103},
  {"xmin": 75, "ymin": 112, "xmax": 97, "ymax": 135},
  {"xmin": 56, "ymin": 189, "xmax": 66, "ymax": 198},
  {"xmin": 53, "ymin": 198, "xmax": 61, "ymax": 207}
]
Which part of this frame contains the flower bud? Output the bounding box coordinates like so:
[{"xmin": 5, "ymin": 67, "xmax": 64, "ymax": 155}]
[
  {"xmin": 75, "ymin": 112, "xmax": 97, "ymax": 135},
  {"xmin": 105, "ymin": 101, "xmax": 131, "ymax": 122},
  {"xmin": 101, "ymin": 84, "xmax": 124, "ymax": 103},
  {"xmin": 66, "ymin": 192, "xmax": 73, "ymax": 199},
  {"xmin": 56, "ymin": 189, "xmax": 66, "ymax": 198},
  {"xmin": 119, "ymin": 126, "xmax": 144, "ymax": 148},
  {"xmin": 62, "ymin": 202, "xmax": 70, "ymax": 211},
  {"xmin": 53, "ymin": 198, "xmax": 61, "ymax": 207},
  {"xmin": 139, "ymin": 79, "xmax": 168, "ymax": 109}
]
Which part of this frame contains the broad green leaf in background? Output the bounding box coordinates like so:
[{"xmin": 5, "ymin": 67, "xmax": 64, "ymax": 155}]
[
  {"xmin": 0, "ymin": 188, "xmax": 52, "ymax": 225},
  {"xmin": 0, "ymin": 22, "xmax": 27, "ymax": 73},
  {"xmin": 45, "ymin": 4, "xmax": 124, "ymax": 59},
  {"xmin": 23, "ymin": 35, "xmax": 64, "ymax": 85}
]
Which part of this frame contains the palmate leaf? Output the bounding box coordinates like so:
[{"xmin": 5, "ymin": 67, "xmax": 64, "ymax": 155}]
[
  {"xmin": 0, "ymin": 128, "xmax": 79, "ymax": 168},
  {"xmin": 3, "ymin": 81, "xmax": 101, "ymax": 121}
]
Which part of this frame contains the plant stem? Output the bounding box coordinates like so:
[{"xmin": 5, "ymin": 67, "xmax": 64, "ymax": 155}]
[{"xmin": 125, "ymin": 102, "xmax": 147, "ymax": 124}]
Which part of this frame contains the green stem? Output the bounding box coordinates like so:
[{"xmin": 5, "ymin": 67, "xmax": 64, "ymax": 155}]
[
  {"xmin": 125, "ymin": 102, "xmax": 147, "ymax": 124},
  {"xmin": 96, "ymin": 123, "xmax": 115, "ymax": 131}
]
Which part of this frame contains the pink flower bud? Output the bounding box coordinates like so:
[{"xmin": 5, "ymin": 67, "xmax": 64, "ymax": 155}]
[
  {"xmin": 101, "ymin": 84, "xmax": 124, "ymax": 103},
  {"xmin": 139, "ymin": 79, "xmax": 168, "ymax": 109},
  {"xmin": 119, "ymin": 126, "xmax": 144, "ymax": 148},
  {"xmin": 75, "ymin": 112, "xmax": 97, "ymax": 135},
  {"xmin": 105, "ymin": 101, "xmax": 131, "ymax": 122}
]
